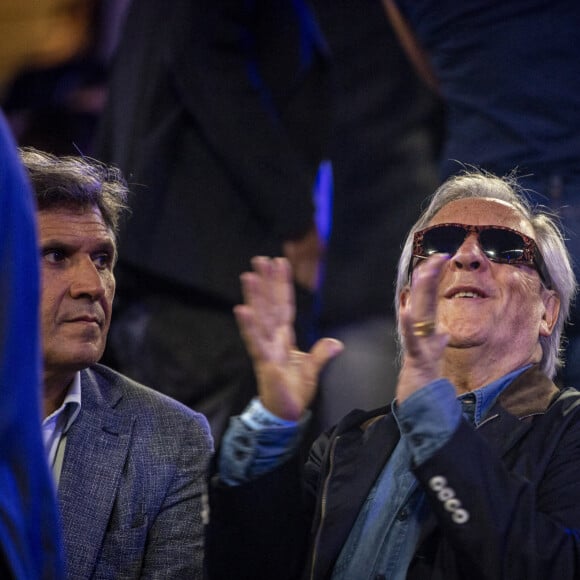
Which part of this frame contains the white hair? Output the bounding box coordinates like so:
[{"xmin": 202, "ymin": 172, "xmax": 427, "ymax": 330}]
[{"xmin": 394, "ymin": 170, "xmax": 576, "ymax": 378}]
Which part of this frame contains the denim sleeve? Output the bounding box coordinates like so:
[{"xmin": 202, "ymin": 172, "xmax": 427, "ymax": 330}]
[
  {"xmin": 393, "ymin": 379, "xmax": 462, "ymax": 466},
  {"xmin": 218, "ymin": 398, "xmax": 310, "ymax": 485}
]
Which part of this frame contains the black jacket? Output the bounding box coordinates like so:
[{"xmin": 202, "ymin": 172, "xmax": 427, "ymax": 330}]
[
  {"xmin": 208, "ymin": 366, "xmax": 580, "ymax": 579},
  {"xmin": 96, "ymin": 0, "xmax": 332, "ymax": 304}
]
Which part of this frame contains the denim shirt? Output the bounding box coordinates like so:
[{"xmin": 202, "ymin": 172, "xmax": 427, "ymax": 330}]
[
  {"xmin": 219, "ymin": 366, "xmax": 530, "ymax": 578},
  {"xmin": 219, "ymin": 397, "xmax": 311, "ymax": 484}
]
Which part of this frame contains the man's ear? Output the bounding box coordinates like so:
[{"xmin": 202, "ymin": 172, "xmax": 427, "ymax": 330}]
[{"xmin": 539, "ymin": 289, "xmax": 560, "ymax": 337}]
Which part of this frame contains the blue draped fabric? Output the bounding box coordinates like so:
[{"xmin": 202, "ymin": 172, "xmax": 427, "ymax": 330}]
[{"xmin": 0, "ymin": 111, "xmax": 64, "ymax": 578}]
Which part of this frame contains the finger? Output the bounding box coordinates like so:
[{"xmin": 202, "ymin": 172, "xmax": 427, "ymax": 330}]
[
  {"xmin": 239, "ymin": 270, "xmax": 257, "ymax": 307},
  {"xmin": 237, "ymin": 260, "xmax": 296, "ymax": 362},
  {"xmin": 250, "ymin": 256, "xmax": 295, "ymax": 339},
  {"xmin": 402, "ymin": 254, "xmax": 449, "ymax": 355},
  {"xmin": 409, "ymin": 253, "xmax": 449, "ymax": 322},
  {"xmin": 233, "ymin": 303, "xmax": 266, "ymax": 361},
  {"xmin": 271, "ymin": 257, "xmax": 295, "ymax": 327},
  {"xmin": 250, "ymin": 255, "xmax": 274, "ymax": 298},
  {"xmin": 238, "ymin": 259, "xmax": 276, "ymax": 353},
  {"xmin": 401, "ymin": 298, "xmax": 450, "ymax": 360},
  {"xmin": 303, "ymin": 338, "xmax": 344, "ymax": 385},
  {"xmin": 250, "ymin": 257, "xmax": 295, "ymax": 340},
  {"xmin": 401, "ymin": 306, "xmax": 439, "ymax": 348},
  {"xmin": 240, "ymin": 271, "xmax": 267, "ymax": 331},
  {"xmin": 248, "ymin": 257, "xmax": 277, "ymax": 339}
]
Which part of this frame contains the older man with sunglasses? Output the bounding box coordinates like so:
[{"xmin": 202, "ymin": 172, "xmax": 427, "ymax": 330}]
[{"xmin": 207, "ymin": 170, "xmax": 580, "ymax": 580}]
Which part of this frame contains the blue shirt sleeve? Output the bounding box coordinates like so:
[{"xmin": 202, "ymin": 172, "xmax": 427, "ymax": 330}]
[
  {"xmin": 393, "ymin": 379, "xmax": 462, "ymax": 466},
  {"xmin": 219, "ymin": 398, "xmax": 311, "ymax": 485}
]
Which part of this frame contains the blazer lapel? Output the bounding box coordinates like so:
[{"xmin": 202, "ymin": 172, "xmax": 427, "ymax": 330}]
[{"xmin": 58, "ymin": 368, "xmax": 135, "ymax": 579}]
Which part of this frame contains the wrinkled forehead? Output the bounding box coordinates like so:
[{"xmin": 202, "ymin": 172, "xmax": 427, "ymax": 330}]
[
  {"xmin": 38, "ymin": 204, "xmax": 116, "ymax": 246},
  {"xmin": 429, "ymin": 198, "xmax": 536, "ymax": 239}
]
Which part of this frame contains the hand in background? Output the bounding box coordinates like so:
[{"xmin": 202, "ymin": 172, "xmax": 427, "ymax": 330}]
[{"xmin": 283, "ymin": 224, "xmax": 324, "ymax": 292}]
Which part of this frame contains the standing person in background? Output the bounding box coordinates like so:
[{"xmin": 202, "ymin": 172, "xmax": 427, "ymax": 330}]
[
  {"xmin": 21, "ymin": 147, "xmax": 212, "ymax": 579},
  {"xmin": 0, "ymin": 113, "xmax": 64, "ymax": 578},
  {"xmin": 383, "ymin": 0, "xmax": 580, "ymax": 386},
  {"xmin": 95, "ymin": 0, "xmax": 333, "ymax": 443},
  {"xmin": 309, "ymin": 0, "xmax": 443, "ymax": 428}
]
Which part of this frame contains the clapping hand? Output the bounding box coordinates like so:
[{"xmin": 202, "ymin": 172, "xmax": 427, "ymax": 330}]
[{"xmin": 397, "ymin": 253, "xmax": 449, "ymax": 403}]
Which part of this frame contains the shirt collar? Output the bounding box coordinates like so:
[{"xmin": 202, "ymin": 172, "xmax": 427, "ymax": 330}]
[
  {"xmin": 44, "ymin": 371, "xmax": 82, "ymax": 433},
  {"xmin": 458, "ymin": 364, "xmax": 532, "ymax": 425}
]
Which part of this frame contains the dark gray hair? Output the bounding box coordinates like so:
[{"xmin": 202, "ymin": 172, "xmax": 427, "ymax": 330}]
[
  {"xmin": 395, "ymin": 170, "xmax": 576, "ymax": 378},
  {"xmin": 19, "ymin": 147, "xmax": 129, "ymax": 237}
]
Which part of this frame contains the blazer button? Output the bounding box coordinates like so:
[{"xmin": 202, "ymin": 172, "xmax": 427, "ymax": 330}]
[
  {"xmin": 428, "ymin": 476, "xmax": 447, "ymax": 491},
  {"xmin": 451, "ymin": 508, "xmax": 470, "ymax": 524},
  {"xmin": 437, "ymin": 487, "xmax": 455, "ymax": 501},
  {"xmin": 444, "ymin": 498, "xmax": 461, "ymax": 512}
]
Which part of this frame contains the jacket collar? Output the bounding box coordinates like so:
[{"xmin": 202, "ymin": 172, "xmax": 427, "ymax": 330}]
[
  {"xmin": 471, "ymin": 365, "xmax": 559, "ymax": 463},
  {"xmin": 491, "ymin": 364, "xmax": 559, "ymax": 419}
]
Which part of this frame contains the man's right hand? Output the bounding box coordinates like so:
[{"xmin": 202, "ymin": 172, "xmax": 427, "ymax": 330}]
[{"xmin": 234, "ymin": 257, "xmax": 343, "ymax": 421}]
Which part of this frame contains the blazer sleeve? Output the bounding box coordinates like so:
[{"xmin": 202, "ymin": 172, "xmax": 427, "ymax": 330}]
[
  {"xmin": 140, "ymin": 413, "xmax": 213, "ymax": 579},
  {"xmin": 413, "ymin": 401, "xmax": 580, "ymax": 580}
]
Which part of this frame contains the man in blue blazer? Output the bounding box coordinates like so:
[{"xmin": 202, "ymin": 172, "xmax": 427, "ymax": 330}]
[{"xmin": 21, "ymin": 147, "xmax": 213, "ymax": 579}]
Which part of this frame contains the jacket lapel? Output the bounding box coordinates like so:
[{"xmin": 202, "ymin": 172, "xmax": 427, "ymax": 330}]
[
  {"xmin": 312, "ymin": 409, "xmax": 397, "ymax": 579},
  {"xmin": 477, "ymin": 365, "xmax": 560, "ymax": 456},
  {"xmin": 58, "ymin": 368, "xmax": 135, "ymax": 579}
]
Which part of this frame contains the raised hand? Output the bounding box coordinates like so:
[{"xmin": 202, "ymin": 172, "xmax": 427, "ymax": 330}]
[
  {"xmin": 397, "ymin": 253, "xmax": 449, "ymax": 403},
  {"xmin": 234, "ymin": 256, "xmax": 342, "ymax": 420}
]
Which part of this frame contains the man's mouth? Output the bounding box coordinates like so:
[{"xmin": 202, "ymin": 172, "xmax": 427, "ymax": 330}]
[
  {"xmin": 67, "ymin": 316, "xmax": 102, "ymax": 326},
  {"xmin": 445, "ymin": 286, "xmax": 488, "ymax": 299},
  {"xmin": 450, "ymin": 290, "xmax": 484, "ymax": 299}
]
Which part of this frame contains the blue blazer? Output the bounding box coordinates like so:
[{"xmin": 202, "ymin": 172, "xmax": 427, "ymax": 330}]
[{"xmin": 58, "ymin": 364, "xmax": 213, "ymax": 579}]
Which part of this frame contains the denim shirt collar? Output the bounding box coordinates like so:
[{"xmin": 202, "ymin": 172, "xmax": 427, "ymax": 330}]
[{"xmin": 458, "ymin": 364, "xmax": 532, "ymax": 426}]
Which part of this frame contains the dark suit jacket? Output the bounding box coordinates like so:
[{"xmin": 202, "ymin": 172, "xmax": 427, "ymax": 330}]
[
  {"xmin": 310, "ymin": 0, "xmax": 442, "ymax": 326},
  {"xmin": 59, "ymin": 364, "xmax": 213, "ymax": 579},
  {"xmin": 96, "ymin": 0, "xmax": 332, "ymax": 304},
  {"xmin": 208, "ymin": 366, "xmax": 580, "ymax": 579}
]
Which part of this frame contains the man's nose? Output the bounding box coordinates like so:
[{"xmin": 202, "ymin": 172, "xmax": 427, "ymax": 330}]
[
  {"xmin": 450, "ymin": 234, "xmax": 488, "ymax": 273},
  {"xmin": 69, "ymin": 258, "xmax": 106, "ymax": 300}
]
